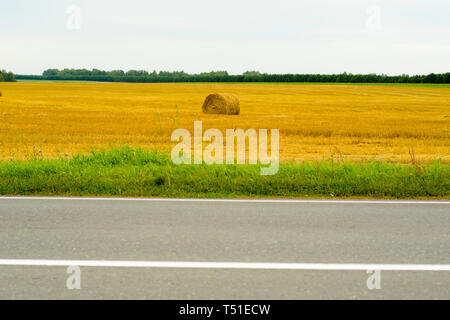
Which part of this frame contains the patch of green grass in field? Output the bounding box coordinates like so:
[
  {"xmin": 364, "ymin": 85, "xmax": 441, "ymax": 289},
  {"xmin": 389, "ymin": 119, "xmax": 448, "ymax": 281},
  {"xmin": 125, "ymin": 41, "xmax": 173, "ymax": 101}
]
[
  {"xmin": 16, "ymin": 80, "xmax": 450, "ymax": 88},
  {"xmin": 0, "ymin": 147, "xmax": 448, "ymax": 199},
  {"xmin": 238, "ymin": 82, "xmax": 450, "ymax": 88},
  {"xmin": 16, "ymin": 79, "xmax": 108, "ymax": 83}
]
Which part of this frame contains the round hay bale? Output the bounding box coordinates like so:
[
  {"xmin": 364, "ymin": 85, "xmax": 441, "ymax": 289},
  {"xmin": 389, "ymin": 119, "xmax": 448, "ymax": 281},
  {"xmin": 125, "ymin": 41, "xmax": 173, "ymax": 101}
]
[{"xmin": 202, "ymin": 93, "xmax": 240, "ymax": 115}]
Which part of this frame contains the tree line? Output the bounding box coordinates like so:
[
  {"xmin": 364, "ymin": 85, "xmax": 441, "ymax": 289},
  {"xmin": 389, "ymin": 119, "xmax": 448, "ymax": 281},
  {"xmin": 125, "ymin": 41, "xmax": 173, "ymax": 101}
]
[
  {"xmin": 0, "ymin": 69, "xmax": 16, "ymax": 82},
  {"xmin": 14, "ymin": 69, "xmax": 450, "ymax": 83}
]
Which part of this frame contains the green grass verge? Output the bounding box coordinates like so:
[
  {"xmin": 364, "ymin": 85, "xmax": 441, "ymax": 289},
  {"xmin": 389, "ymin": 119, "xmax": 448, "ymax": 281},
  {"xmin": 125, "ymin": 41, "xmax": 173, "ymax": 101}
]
[{"xmin": 0, "ymin": 147, "xmax": 448, "ymax": 199}]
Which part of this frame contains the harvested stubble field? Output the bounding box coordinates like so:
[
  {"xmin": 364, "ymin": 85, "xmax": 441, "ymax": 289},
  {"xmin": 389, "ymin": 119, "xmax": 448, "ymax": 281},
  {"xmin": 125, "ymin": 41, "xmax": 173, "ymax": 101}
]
[{"xmin": 0, "ymin": 81, "xmax": 449, "ymax": 163}]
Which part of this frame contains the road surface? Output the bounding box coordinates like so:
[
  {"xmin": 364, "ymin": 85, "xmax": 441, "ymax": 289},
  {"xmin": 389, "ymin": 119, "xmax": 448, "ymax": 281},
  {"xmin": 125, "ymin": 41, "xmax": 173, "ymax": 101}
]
[{"xmin": 0, "ymin": 197, "xmax": 449, "ymax": 299}]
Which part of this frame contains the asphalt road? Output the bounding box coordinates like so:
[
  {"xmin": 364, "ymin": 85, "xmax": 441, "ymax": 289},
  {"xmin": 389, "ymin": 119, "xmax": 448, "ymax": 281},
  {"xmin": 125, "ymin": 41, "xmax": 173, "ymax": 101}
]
[{"xmin": 0, "ymin": 197, "xmax": 449, "ymax": 299}]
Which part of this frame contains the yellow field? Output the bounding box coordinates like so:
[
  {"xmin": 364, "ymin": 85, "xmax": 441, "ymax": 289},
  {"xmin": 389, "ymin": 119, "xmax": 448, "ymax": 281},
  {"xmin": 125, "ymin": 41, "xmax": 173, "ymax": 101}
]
[{"xmin": 0, "ymin": 81, "xmax": 449, "ymax": 163}]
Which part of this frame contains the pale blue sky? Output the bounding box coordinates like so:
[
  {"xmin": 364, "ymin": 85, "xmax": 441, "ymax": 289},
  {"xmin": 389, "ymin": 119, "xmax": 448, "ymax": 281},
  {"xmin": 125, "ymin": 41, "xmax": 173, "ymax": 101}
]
[{"xmin": 1, "ymin": 0, "xmax": 449, "ymax": 75}]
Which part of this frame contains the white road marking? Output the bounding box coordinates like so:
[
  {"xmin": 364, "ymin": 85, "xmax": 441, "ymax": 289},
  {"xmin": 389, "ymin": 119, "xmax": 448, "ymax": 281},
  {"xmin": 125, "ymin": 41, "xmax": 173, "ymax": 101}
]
[
  {"xmin": 0, "ymin": 260, "xmax": 449, "ymax": 271},
  {"xmin": 0, "ymin": 196, "xmax": 449, "ymax": 204}
]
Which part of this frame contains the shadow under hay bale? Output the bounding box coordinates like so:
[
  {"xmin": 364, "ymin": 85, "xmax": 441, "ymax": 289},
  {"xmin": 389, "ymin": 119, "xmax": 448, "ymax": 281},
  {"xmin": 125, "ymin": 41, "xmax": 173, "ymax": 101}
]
[{"xmin": 202, "ymin": 93, "xmax": 240, "ymax": 115}]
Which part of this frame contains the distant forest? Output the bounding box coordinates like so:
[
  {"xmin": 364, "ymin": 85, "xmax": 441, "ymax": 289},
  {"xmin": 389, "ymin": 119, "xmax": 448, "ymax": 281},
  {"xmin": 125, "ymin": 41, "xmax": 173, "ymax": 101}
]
[
  {"xmin": 0, "ymin": 70, "xmax": 16, "ymax": 82},
  {"xmin": 15, "ymin": 69, "xmax": 450, "ymax": 83}
]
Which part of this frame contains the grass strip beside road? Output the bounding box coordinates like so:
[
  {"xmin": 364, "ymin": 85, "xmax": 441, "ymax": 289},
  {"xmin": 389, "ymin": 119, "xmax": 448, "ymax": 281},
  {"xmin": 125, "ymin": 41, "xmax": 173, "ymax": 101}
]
[{"xmin": 0, "ymin": 147, "xmax": 448, "ymax": 199}]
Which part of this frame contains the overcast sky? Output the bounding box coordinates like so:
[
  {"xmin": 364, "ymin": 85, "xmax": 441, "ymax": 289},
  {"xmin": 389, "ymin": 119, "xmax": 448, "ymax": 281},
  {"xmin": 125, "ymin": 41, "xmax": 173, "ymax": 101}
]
[{"xmin": 1, "ymin": 0, "xmax": 449, "ymax": 75}]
